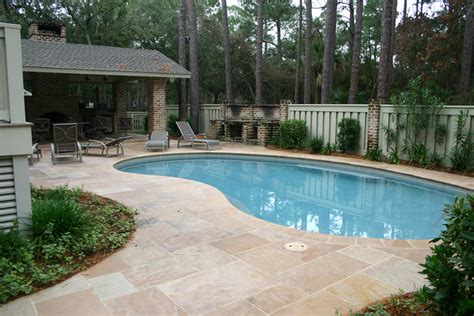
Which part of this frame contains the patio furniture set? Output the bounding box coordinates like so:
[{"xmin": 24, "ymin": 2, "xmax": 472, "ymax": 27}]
[{"xmin": 29, "ymin": 121, "xmax": 221, "ymax": 165}]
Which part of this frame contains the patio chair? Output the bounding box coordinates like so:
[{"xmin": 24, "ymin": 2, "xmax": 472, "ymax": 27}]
[
  {"xmin": 93, "ymin": 116, "xmax": 112, "ymax": 139},
  {"xmin": 84, "ymin": 135, "xmax": 133, "ymax": 157},
  {"xmin": 28, "ymin": 143, "xmax": 42, "ymax": 165},
  {"xmin": 118, "ymin": 117, "xmax": 133, "ymax": 136},
  {"xmin": 51, "ymin": 123, "xmax": 82, "ymax": 165},
  {"xmin": 146, "ymin": 131, "xmax": 169, "ymax": 151},
  {"xmin": 32, "ymin": 118, "xmax": 50, "ymax": 142},
  {"xmin": 176, "ymin": 121, "xmax": 221, "ymax": 150}
]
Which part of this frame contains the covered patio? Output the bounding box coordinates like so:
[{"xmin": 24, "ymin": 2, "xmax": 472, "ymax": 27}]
[{"xmin": 22, "ymin": 23, "xmax": 190, "ymax": 137}]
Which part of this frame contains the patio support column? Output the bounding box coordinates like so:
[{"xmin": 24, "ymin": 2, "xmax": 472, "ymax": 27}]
[
  {"xmin": 147, "ymin": 78, "xmax": 167, "ymax": 132},
  {"xmin": 116, "ymin": 81, "xmax": 128, "ymax": 117},
  {"xmin": 367, "ymin": 100, "xmax": 381, "ymax": 151}
]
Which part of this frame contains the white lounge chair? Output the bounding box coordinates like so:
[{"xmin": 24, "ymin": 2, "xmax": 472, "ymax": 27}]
[
  {"xmin": 51, "ymin": 123, "xmax": 82, "ymax": 165},
  {"xmin": 176, "ymin": 121, "xmax": 221, "ymax": 150},
  {"xmin": 146, "ymin": 131, "xmax": 169, "ymax": 151}
]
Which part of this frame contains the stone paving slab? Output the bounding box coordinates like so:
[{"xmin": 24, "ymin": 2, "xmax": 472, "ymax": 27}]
[{"xmin": 2, "ymin": 140, "xmax": 472, "ymax": 315}]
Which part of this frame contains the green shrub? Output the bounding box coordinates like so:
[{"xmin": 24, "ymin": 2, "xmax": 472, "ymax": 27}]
[
  {"xmin": 430, "ymin": 152, "xmax": 444, "ymax": 169},
  {"xmin": 450, "ymin": 110, "xmax": 473, "ymax": 171},
  {"xmin": 420, "ymin": 195, "xmax": 474, "ymax": 315},
  {"xmin": 308, "ymin": 136, "xmax": 324, "ymax": 153},
  {"xmin": 321, "ymin": 143, "xmax": 336, "ymax": 155},
  {"xmin": 387, "ymin": 150, "xmax": 400, "ymax": 164},
  {"xmin": 337, "ymin": 118, "xmax": 361, "ymax": 152},
  {"xmin": 365, "ymin": 148, "xmax": 382, "ymax": 162},
  {"xmin": 31, "ymin": 199, "xmax": 89, "ymax": 244},
  {"xmin": 167, "ymin": 114, "xmax": 180, "ymax": 136},
  {"xmin": 407, "ymin": 143, "xmax": 430, "ymax": 166},
  {"xmin": 279, "ymin": 119, "xmax": 308, "ymax": 149}
]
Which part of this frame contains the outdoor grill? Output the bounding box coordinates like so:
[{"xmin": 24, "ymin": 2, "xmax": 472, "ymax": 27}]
[{"xmin": 209, "ymin": 101, "xmax": 289, "ymax": 146}]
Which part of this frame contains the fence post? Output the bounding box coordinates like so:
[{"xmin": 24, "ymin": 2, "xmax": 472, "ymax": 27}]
[{"xmin": 367, "ymin": 100, "xmax": 381, "ymax": 151}]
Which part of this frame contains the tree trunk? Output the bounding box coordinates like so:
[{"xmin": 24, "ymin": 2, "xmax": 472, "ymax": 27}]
[
  {"xmin": 187, "ymin": 0, "xmax": 200, "ymax": 131},
  {"xmin": 460, "ymin": 0, "xmax": 474, "ymax": 95},
  {"xmin": 389, "ymin": 0, "xmax": 397, "ymax": 82},
  {"xmin": 348, "ymin": 0, "xmax": 364, "ymax": 104},
  {"xmin": 276, "ymin": 18, "xmax": 283, "ymax": 60},
  {"xmin": 377, "ymin": 0, "xmax": 394, "ymax": 103},
  {"xmin": 303, "ymin": 0, "xmax": 312, "ymax": 104},
  {"xmin": 321, "ymin": 0, "xmax": 337, "ymax": 104},
  {"xmin": 221, "ymin": 0, "xmax": 234, "ymax": 104},
  {"xmin": 403, "ymin": 0, "xmax": 407, "ymax": 19},
  {"xmin": 255, "ymin": 0, "xmax": 264, "ymax": 105},
  {"xmin": 294, "ymin": 0, "xmax": 303, "ymax": 104},
  {"xmin": 348, "ymin": 0, "xmax": 355, "ymax": 59},
  {"xmin": 415, "ymin": 0, "xmax": 419, "ymax": 17},
  {"xmin": 178, "ymin": 0, "xmax": 187, "ymax": 120},
  {"xmin": 420, "ymin": 0, "xmax": 424, "ymax": 16}
]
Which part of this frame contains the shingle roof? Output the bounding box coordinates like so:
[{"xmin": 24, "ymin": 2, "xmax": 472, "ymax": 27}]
[{"xmin": 22, "ymin": 40, "xmax": 191, "ymax": 78}]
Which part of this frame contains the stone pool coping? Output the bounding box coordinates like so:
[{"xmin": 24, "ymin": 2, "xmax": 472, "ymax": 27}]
[
  {"xmin": 2, "ymin": 140, "xmax": 472, "ymax": 316},
  {"xmin": 114, "ymin": 146, "xmax": 473, "ymax": 246}
]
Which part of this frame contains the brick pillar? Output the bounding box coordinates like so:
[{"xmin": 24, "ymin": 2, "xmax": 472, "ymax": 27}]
[
  {"xmin": 116, "ymin": 81, "xmax": 128, "ymax": 117},
  {"xmin": 279, "ymin": 99, "xmax": 290, "ymax": 122},
  {"xmin": 147, "ymin": 78, "xmax": 167, "ymax": 132},
  {"xmin": 367, "ymin": 100, "xmax": 380, "ymax": 150}
]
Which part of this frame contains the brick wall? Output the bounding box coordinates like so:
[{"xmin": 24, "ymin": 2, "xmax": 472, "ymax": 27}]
[
  {"xmin": 24, "ymin": 73, "xmax": 81, "ymax": 122},
  {"xmin": 116, "ymin": 81, "xmax": 128, "ymax": 116},
  {"xmin": 147, "ymin": 78, "xmax": 167, "ymax": 132}
]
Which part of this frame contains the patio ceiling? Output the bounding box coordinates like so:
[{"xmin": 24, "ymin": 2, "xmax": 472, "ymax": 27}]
[{"xmin": 22, "ymin": 39, "xmax": 191, "ymax": 79}]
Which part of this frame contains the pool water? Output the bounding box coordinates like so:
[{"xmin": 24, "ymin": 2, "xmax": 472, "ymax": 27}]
[{"xmin": 118, "ymin": 154, "xmax": 470, "ymax": 240}]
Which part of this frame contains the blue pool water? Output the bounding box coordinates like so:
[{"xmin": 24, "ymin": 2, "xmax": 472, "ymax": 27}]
[{"xmin": 117, "ymin": 154, "xmax": 470, "ymax": 240}]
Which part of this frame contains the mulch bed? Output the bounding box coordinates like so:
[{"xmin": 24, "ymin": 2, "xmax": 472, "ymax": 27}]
[{"xmin": 356, "ymin": 292, "xmax": 434, "ymax": 316}]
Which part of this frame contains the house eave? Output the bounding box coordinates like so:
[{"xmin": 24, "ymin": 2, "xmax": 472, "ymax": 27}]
[{"xmin": 22, "ymin": 66, "xmax": 191, "ymax": 79}]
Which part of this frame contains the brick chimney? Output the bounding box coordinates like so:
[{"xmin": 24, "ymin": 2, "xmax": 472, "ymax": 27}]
[{"xmin": 28, "ymin": 23, "xmax": 66, "ymax": 43}]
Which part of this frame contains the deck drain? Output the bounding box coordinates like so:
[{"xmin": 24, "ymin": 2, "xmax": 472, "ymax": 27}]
[{"xmin": 284, "ymin": 242, "xmax": 309, "ymax": 252}]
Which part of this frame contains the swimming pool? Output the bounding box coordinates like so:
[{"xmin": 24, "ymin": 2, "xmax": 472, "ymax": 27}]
[{"xmin": 117, "ymin": 154, "xmax": 470, "ymax": 240}]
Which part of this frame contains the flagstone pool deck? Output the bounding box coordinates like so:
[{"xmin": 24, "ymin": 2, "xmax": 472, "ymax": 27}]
[{"xmin": 2, "ymin": 141, "xmax": 473, "ymax": 316}]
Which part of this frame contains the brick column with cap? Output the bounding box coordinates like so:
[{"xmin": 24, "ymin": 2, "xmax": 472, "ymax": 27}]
[
  {"xmin": 147, "ymin": 78, "xmax": 167, "ymax": 132},
  {"xmin": 367, "ymin": 100, "xmax": 381, "ymax": 150}
]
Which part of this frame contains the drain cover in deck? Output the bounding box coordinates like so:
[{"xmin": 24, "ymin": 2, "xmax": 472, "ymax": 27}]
[{"xmin": 284, "ymin": 242, "xmax": 309, "ymax": 252}]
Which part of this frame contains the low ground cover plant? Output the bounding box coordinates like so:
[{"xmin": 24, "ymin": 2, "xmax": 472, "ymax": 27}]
[
  {"xmin": 0, "ymin": 186, "xmax": 135, "ymax": 303},
  {"xmin": 365, "ymin": 148, "xmax": 382, "ymax": 161}
]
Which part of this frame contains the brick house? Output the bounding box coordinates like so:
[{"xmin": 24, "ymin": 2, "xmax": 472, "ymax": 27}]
[{"xmin": 22, "ymin": 23, "xmax": 190, "ymax": 133}]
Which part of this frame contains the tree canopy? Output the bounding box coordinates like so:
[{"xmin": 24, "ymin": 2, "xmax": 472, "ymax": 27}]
[{"xmin": 1, "ymin": 0, "xmax": 472, "ymax": 105}]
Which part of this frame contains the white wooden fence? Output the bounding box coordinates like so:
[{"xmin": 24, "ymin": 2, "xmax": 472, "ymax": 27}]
[
  {"xmin": 288, "ymin": 103, "xmax": 473, "ymax": 159},
  {"xmin": 129, "ymin": 104, "xmax": 473, "ymax": 162},
  {"xmin": 288, "ymin": 104, "xmax": 369, "ymax": 152},
  {"xmin": 126, "ymin": 111, "xmax": 148, "ymax": 133},
  {"xmin": 379, "ymin": 105, "xmax": 474, "ymax": 161}
]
